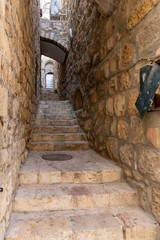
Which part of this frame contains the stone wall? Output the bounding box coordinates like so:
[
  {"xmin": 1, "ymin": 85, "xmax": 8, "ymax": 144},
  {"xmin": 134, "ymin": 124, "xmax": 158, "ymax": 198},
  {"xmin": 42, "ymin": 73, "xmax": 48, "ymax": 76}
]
[
  {"xmin": 0, "ymin": 1, "xmax": 40, "ymax": 239},
  {"xmin": 41, "ymin": 18, "xmax": 69, "ymax": 50},
  {"xmin": 59, "ymin": 0, "xmax": 160, "ymax": 224}
]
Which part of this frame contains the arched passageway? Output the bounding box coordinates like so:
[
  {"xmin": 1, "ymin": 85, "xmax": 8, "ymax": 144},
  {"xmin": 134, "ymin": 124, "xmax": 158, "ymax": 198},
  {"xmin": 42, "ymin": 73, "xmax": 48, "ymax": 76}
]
[
  {"xmin": 40, "ymin": 18, "xmax": 69, "ymax": 63},
  {"xmin": 40, "ymin": 37, "xmax": 67, "ymax": 63}
]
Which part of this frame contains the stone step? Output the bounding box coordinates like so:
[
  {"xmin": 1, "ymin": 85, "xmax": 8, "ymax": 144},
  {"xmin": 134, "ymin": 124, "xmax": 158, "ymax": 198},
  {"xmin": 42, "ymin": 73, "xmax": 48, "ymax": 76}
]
[
  {"xmin": 38, "ymin": 103, "xmax": 71, "ymax": 109},
  {"xmin": 6, "ymin": 207, "xmax": 159, "ymax": 240},
  {"xmin": 37, "ymin": 107, "xmax": 73, "ymax": 114},
  {"xmin": 13, "ymin": 182, "xmax": 137, "ymax": 212},
  {"xmin": 38, "ymin": 105, "xmax": 72, "ymax": 110},
  {"xmin": 33, "ymin": 126, "xmax": 80, "ymax": 134},
  {"xmin": 38, "ymin": 109, "xmax": 72, "ymax": 115},
  {"xmin": 19, "ymin": 150, "xmax": 122, "ymax": 185},
  {"xmin": 39, "ymin": 100, "xmax": 70, "ymax": 105},
  {"xmin": 36, "ymin": 113, "xmax": 75, "ymax": 120},
  {"xmin": 29, "ymin": 141, "xmax": 90, "ymax": 151},
  {"xmin": 31, "ymin": 133, "xmax": 86, "ymax": 142},
  {"xmin": 38, "ymin": 106, "xmax": 71, "ymax": 111},
  {"xmin": 35, "ymin": 119, "xmax": 77, "ymax": 126}
]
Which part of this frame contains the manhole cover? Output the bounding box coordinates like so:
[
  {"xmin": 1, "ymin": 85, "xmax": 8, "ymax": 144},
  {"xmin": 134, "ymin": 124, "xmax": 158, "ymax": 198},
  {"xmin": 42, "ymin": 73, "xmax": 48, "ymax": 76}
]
[{"xmin": 42, "ymin": 154, "xmax": 73, "ymax": 161}]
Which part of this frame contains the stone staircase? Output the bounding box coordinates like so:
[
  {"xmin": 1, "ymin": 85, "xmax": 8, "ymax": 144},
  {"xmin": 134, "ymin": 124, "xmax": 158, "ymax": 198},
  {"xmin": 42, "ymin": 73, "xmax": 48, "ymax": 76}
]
[
  {"xmin": 29, "ymin": 100, "xmax": 89, "ymax": 151},
  {"xmin": 5, "ymin": 101, "xmax": 159, "ymax": 240}
]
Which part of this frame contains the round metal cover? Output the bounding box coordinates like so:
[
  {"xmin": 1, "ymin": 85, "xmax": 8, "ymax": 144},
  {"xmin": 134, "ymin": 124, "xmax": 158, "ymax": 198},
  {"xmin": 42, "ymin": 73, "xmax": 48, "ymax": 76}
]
[{"xmin": 42, "ymin": 154, "xmax": 73, "ymax": 161}]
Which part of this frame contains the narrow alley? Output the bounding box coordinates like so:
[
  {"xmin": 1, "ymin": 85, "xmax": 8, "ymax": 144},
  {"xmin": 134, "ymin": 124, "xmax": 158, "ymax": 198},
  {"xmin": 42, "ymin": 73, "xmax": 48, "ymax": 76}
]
[{"xmin": 0, "ymin": 0, "xmax": 160, "ymax": 240}]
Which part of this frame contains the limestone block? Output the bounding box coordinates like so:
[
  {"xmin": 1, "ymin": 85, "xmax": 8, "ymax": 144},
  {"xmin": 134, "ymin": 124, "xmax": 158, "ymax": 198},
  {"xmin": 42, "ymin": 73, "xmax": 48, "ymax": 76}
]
[
  {"xmin": 90, "ymin": 90, "xmax": 97, "ymax": 103},
  {"xmin": 124, "ymin": 169, "xmax": 132, "ymax": 178},
  {"xmin": 138, "ymin": 148, "xmax": 160, "ymax": 182},
  {"xmin": 118, "ymin": 120, "xmax": 128, "ymax": 140},
  {"xmin": 107, "ymin": 36, "xmax": 115, "ymax": 52},
  {"xmin": 0, "ymin": 149, "xmax": 11, "ymax": 169},
  {"xmin": 39, "ymin": 172, "xmax": 62, "ymax": 184},
  {"xmin": 152, "ymin": 188, "xmax": 160, "ymax": 223},
  {"xmin": 129, "ymin": 117, "xmax": 144, "ymax": 144},
  {"xmin": 138, "ymin": 186, "xmax": 148, "ymax": 210},
  {"xmin": 110, "ymin": 53, "xmax": 119, "ymax": 74},
  {"xmin": 128, "ymin": 91, "xmax": 139, "ymax": 115},
  {"xmin": 0, "ymin": 219, "xmax": 5, "ymax": 240},
  {"xmin": 9, "ymin": 80, "xmax": 21, "ymax": 96},
  {"xmin": 0, "ymin": 184, "xmax": 7, "ymax": 222},
  {"xmin": 106, "ymin": 138, "xmax": 119, "ymax": 161},
  {"xmin": 109, "ymin": 77, "xmax": 117, "ymax": 95},
  {"xmin": 84, "ymin": 120, "xmax": 92, "ymax": 131},
  {"xmin": 110, "ymin": 117, "xmax": 117, "ymax": 136},
  {"xmin": 147, "ymin": 128, "xmax": 160, "ymax": 148},
  {"xmin": 122, "ymin": 44, "xmax": 132, "ymax": 65},
  {"xmin": 102, "ymin": 60, "xmax": 110, "ymax": 79},
  {"xmin": 101, "ymin": 18, "xmax": 112, "ymax": 39},
  {"xmin": 106, "ymin": 98, "xmax": 114, "ymax": 116},
  {"xmin": 118, "ymin": 71, "xmax": 131, "ymax": 92},
  {"xmin": 127, "ymin": 0, "xmax": 159, "ymax": 29},
  {"xmin": 120, "ymin": 144, "xmax": 133, "ymax": 167},
  {"xmin": 104, "ymin": 117, "xmax": 111, "ymax": 137},
  {"xmin": 12, "ymin": 98, "xmax": 20, "ymax": 119},
  {"xmin": 114, "ymin": 94, "xmax": 125, "ymax": 116},
  {"xmin": 0, "ymin": 86, "xmax": 8, "ymax": 118},
  {"xmin": 97, "ymin": 81, "xmax": 108, "ymax": 100},
  {"xmin": 98, "ymin": 101, "xmax": 105, "ymax": 116},
  {"xmin": 135, "ymin": 2, "xmax": 160, "ymax": 53}
]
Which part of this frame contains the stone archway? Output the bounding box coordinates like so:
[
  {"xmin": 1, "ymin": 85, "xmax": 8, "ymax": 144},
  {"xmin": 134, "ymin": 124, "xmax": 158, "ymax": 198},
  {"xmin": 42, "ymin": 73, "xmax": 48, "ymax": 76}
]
[{"xmin": 40, "ymin": 18, "xmax": 69, "ymax": 63}]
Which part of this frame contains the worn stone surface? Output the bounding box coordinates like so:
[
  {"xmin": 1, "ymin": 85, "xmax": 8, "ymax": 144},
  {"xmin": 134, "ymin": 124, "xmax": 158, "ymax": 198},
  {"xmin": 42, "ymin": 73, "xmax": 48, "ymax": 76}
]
[
  {"xmin": 6, "ymin": 206, "xmax": 159, "ymax": 240},
  {"xmin": 129, "ymin": 117, "xmax": 144, "ymax": 144},
  {"xmin": 120, "ymin": 144, "xmax": 133, "ymax": 167},
  {"xmin": 118, "ymin": 120, "xmax": 128, "ymax": 140},
  {"xmin": 106, "ymin": 138, "xmax": 119, "ymax": 161},
  {"xmin": 127, "ymin": 0, "xmax": 159, "ymax": 29},
  {"xmin": 6, "ymin": 146, "xmax": 159, "ymax": 240},
  {"xmin": 128, "ymin": 91, "xmax": 139, "ymax": 115},
  {"xmin": 147, "ymin": 128, "xmax": 160, "ymax": 148},
  {"xmin": 0, "ymin": 0, "xmax": 40, "ymax": 239},
  {"xmin": 58, "ymin": 0, "xmax": 160, "ymax": 225},
  {"xmin": 19, "ymin": 150, "xmax": 122, "ymax": 185},
  {"xmin": 138, "ymin": 148, "xmax": 160, "ymax": 183},
  {"xmin": 122, "ymin": 44, "xmax": 133, "ymax": 65},
  {"xmin": 118, "ymin": 71, "xmax": 131, "ymax": 92},
  {"xmin": 114, "ymin": 95, "xmax": 126, "ymax": 117},
  {"xmin": 5, "ymin": 98, "xmax": 159, "ymax": 240},
  {"xmin": 13, "ymin": 182, "xmax": 137, "ymax": 212},
  {"xmin": 0, "ymin": 87, "xmax": 8, "ymax": 118},
  {"xmin": 40, "ymin": 18, "xmax": 69, "ymax": 50},
  {"xmin": 30, "ymin": 100, "xmax": 89, "ymax": 151},
  {"xmin": 152, "ymin": 188, "xmax": 160, "ymax": 223}
]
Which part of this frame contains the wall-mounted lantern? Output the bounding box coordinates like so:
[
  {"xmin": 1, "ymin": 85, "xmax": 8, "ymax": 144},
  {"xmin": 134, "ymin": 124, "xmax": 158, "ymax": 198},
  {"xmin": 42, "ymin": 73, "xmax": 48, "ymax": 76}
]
[{"xmin": 135, "ymin": 61, "xmax": 160, "ymax": 118}]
